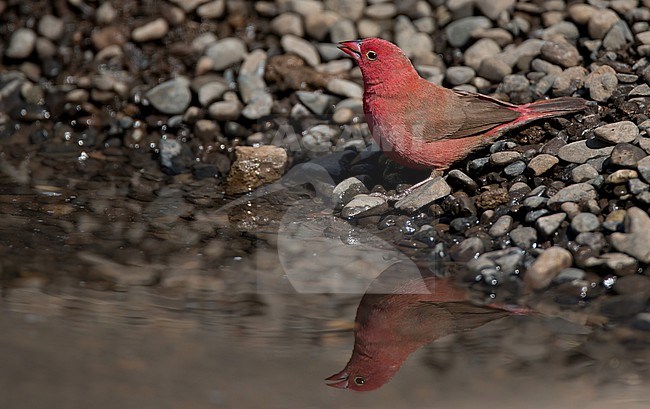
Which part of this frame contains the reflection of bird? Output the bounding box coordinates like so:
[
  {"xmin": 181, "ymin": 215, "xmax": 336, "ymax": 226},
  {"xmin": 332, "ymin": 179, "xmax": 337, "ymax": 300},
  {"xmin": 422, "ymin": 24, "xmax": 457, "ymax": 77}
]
[
  {"xmin": 338, "ymin": 38, "xmax": 586, "ymax": 193},
  {"xmin": 326, "ymin": 262, "xmax": 530, "ymax": 391}
]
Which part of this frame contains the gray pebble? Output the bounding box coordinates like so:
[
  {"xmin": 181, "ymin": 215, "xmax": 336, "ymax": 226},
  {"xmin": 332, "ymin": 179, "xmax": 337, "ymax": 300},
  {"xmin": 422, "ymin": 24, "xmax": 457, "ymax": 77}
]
[
  {"xmin": 238, "ymin": 50, "xmax": 268, "ymax": 104},
  {"xmin": 341, "ymin": 194, "xmax": 389, "ymax": 218},
  {"xmin": 610, "ymin": 207, "xmax": 650, "ymax": 263},
  {"xmin": 394, "ymin": 177, "xmax": 452, "ymax": 212},
  {"xmin": 450, "ymin": 237, "xmax": 485, "ymax": 262},
  {"xmin": 488, "ymin": 215, "xmax": 513, "ymax": 237},
  {"xmin": 38, "ymin": 15, "xmax": 65, "ymax": 41},
  {"xmin": 603, "ymin": 20, "xmax": 634, "ymax": 51},
  {"xmin": 478, "ymin": 57, "xmax": 512, "ymax": 82},
  {"xmin": 6, "ymin": 28, "xmax": 36, "ymax": 59},
  {"xmin": 554, "ymin": 267, "xmax": 586, "ymax": 283},
  {"xmin": 270, "ymin": 13, "xmax": 304, "ymax": 37},
  {"xmin": 584, "ymin": 65, "xmax": 618, "ymax": 102},
  {"xmin": 490, "ymin": 151, "xmax": 522, "ymax": 165},
  {"xmin": 594, "ymin": 121, "xmax": 639, "ymax": 144},
  {"xmin": 541, "ymin": 38, "xmax": 581, "ymax": 68},
  {"xmin": 208, "ymin": 99, "xmax": 242, "ymax": 121},
  {"xmin": 610, "ymin": 143, "xmax": 647, "ymax": 168},
  {"xmin": 445, "ymin": 16, "xmax": 492, "ymax": 48},
  {"xmin": 332, "ymin": 177, "xmax": 369, "ymax": 208},
  {"xmin": 446, "ymin": 66, "xmax": 475, "ymax": 85},
  {"xmin": 198, "ymin": 81, "xmax": 228, "ymax": 106},
  {"xmin": 541, "ymin": 21, "xmax": 580, "ymax": 42},
  {"xmin": 552, "ymin": 66, "xmax": 587, "ymax": 96},
  {"xmin": 509, "ymin": 226, "xmax": 537, "ymax": 249},
  {"xmin": 571, "ymin": 212, "xmax": 600, "ymax": 233},
  {"xmin": 464, "ymin": 38, "xmax": 501, "ymax": 70},
  {"xmin": 302, "ymin": 124, "xmax": 337, "ymax": 156},
  {"xmin": 325, "ymin": 0, "xmax": 365, "ymax": 21},
  {"xmin": 146, "ymin": 78, "xmax": 192, "ymax": 115},
  {"xmin": 197, "ymin": 0, "xmax": 226, "ymax": 19},
  {"xmin": 536, "ymin": 212, "xmax": 567, "ymax": 236},
  {"xmin": 558, "ymin": 139, "xmax": 614, "ymax": 163},
  {"xmin": 296, "ymin": 91, "xmax": 338, "ymax": 115},
  {"xmin": 96, "ymin": 2, "xmax": 117, "ymax": 25},
  {"xmin": 629, "ymin": 178, "xmax": 649, "ymax": 195},
  {"xmin": 504, "ymin": 160, "xmax": 526, "ymax": 176},
  {"xmin": 447, "ymin": 169, "xmax": 478, "ymax": 190},
  {"xmin": 326, "ymin": 78, "xmax": 363, "ymax": 99},
  {"xmin": 281, "ymin": 34, "xmax": 320, "ymax": 67},
  {"xmin": 329, "ymin": 19, "xmax": 357, "ymax": 45},
  {"xmin": 547, "ymin": 183, "xmax": 597, "ymax": 206},
  {"xmin": 206, "ymin": 38, "xmax": 248, "ymax": 71},
  {"xmin": 571, "ymin": 163, "xmax": 599, "ymax": 182},
  {"xmin": 629, "ymin": 83, "xmax": 650, "ymax": 97},
  {"xmin": 575, "ymin": 232, "xmax": 606, "ymax": 252},
  {"xmin": 364, "ymin": 2, "xmax": 397, "ymax": 19},
  {"xmin": 242, "ymin": 92, "xmax": 273, "ymax": 120},
  {"xmin": 304, "ymin": 11, "xmax": 339, "ymax": 41},
  {"xmin": 638, "ymin": 156, "xmax": 650, "ymax": 183}
]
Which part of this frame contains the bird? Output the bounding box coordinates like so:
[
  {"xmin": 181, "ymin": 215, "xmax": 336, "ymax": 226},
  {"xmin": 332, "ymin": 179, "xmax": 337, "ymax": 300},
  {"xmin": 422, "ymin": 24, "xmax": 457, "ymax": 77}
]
[
  {"xmin": 338, "ymin": 38, "xmax": 587, "ymax": 197},
  {"xmin": 326, "ymin": 261, "xmax": 531, "ymax": 392}
]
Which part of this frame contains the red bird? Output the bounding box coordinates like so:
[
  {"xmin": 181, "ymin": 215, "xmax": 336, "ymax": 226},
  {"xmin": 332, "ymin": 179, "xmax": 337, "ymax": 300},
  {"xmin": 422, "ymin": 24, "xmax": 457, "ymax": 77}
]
[
  {"xmin": 326, "ymin": 262, "xmax": 530, "ymax": 392},
  {"xmin": 338, "ymin": 38, "xmax": 586, "ymax": 191}
]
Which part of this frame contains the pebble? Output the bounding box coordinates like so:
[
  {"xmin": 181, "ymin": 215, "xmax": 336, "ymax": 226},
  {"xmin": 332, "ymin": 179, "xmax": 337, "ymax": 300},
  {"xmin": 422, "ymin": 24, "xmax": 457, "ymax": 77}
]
[
  {"xmin": 552, "ymin": 66, "xmax": 587, "ymax": 96},
  {"xmin": 558, "ymin": 140, "xmax": 614, "ymax": 163},
  {"xmin": 394, "ymin": 177, "xmax": 452, "ymax": 212},
  {"xmin": 296, "ymin": 91, "xmax": 338, "ymax": 115},
  {"xmin": 325, "ymin": 0, "xmax": 365, "ymax": 21},
  {"xmin": 225, "ymin": 146, "xmax": 288, "ymax": 195},
  {"xmin": 146, "ymin": 77, "xmax": 192, "ymax": 115},
  {"xmin": 629, "ymin": 83, "xmax": 650, "ymax": 97},
  {"xmin": 524, "ymin": 246, "xmax": 573, "ymax": 290},
  {"xmin": 601, "ymin": 294, "xmax": 649, "ymax": 318},
  {"xmin": 490, "ymin": 151, "xmax": 522, "ymax": 165},
  {"xmin": 571, "ymin": 212, "xmax": 600, "ymax": 233},
  {"xmin": 610, "ymin": 207, "xmax": 650, "ymax": 263},
  {"xmin": 450, "ymin": 237, "xmax": 485, "ymax": 262},
  {"xmin": 6, "ymin": 28, "xmax": 36, "ymax": 59},
  {"xmin": 568, "ymin": 3, "xmax": 596, "ymax": 25},
  {"xmin": 96, "ymin": 2, "xmax": 117, "ymax": 25},
  {"xmin": 554, "ymin": 267, "xmax": 586, "ymax": 283},
  {"xmin": 571, "ymin": 163, "xmax": 599, "ymax": 182},
  {"xmin": 536, "ymin": 212, "xmax": 567, "ymax": 236},
  {"xmin": 547, "ymin": 183, "xmax": 597, "ymax": 206},
  {"xmin": 603, "ymin": 20, "xmax": 634, "ymax": 51},
  {"xmin": 587, "ymin": 8, "xmax": 620, "ymax": 39},
  {"xmin": 281, "ymin": 34, "xmax": 320, "ymax": 67},
  {"xmin": 488, "ymin": 215, "xmax": 513, "ymax": 237},
  {"xmin": 329, "ymin": 20, "xmax": 357, "ymax": 45},
  {"xmin": 304, "ymin": 11, "xmax": 339, "ymax": 40},
  {"xmin": 464, "ymin": 38, "xmax": 501, "ymax": 71},
  {"xmin": 478, "ymin": 57, "xmax": 512, "ymax": 82},
  {"xmin": 594, "ymin": 121, "xmax": 639, "ymax": 144},
  {"xmin": 447, "ymin": 169, "xmax": 478, "ymax": 190},
  {"xmin": 638, "ymin": 156, "xmax": 650, "ymax": 183},
  {"xmin": 38, "ymin": 15, "xmax": 64, "ymax": 41},
  {"xmin": 341, "ymin": 195, "xmax": 389, "ymax": 218},
  {"xmin": 446, "ymin": 66, "xmax": 475, "ymax": 85},
  {"xmin": 445, "ymin": 16, "xmax": 492, "ymax": 48},
  {"xmin": 208, "ymin": 100, "xmax": 242, "ymax": 121},
  {"xmin": 584, "ymin": 65, "xmax": 618, "ymax": 102},
  {"xmin": 500, "ymin": 74, "xmax": 530, "ymax": 93},
  {"xmin": 198, "ymin": 81, "xmax": 228, "ymax": 106},
  {"xmin": 509, "ymin": 226, "xmax": 537, "ymax": 249},
  {"xmin": 527, "ymin": 154, "xmax": 559, "ymax": 176},
  {"xmin": 540, "ymin": 38, "xmax": 581, "ymax": 68},
  {"xmin": 364, "ymin": 2, "xmax": 397, "ymax": 19},
  {"xmin": 610, "ymin": 143, "xmax": 646, "ymax": 168},
  {"xmin": 131, "ymin": 18, "xmax": 169, "ymax": 42},
  {"xmin": 206, "ymin": 38, "xmax": 248, "ymax": 71},
  {"xmin": 326, "ymin": 78, "xmax": 363, "ymax": 99},
  {"xmin": 197, "ymin": 0, "xmax": 226, "ymax": 19},
  {"xmin": 476, "ymin": 0, "xmax": 515, "ymax": 20},
  {"xmin": 332, "ymin": 177, "xmax": 369, "ymax": 208},
  {"xmin": 270, "ymin": 13, "xmax": 304, "ymax": 37},
  {"xmin": 238, "ymin": 50, "xmax": 268, "ymax": 104}
]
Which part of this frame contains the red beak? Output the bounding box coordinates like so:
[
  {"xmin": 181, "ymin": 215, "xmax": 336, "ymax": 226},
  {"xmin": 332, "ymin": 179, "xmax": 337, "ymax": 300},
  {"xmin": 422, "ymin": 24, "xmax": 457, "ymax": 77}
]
[
  {"xmin": 338, "ymin": 40, "xmax": 362, "ymax": 60},
  {"xmin": 325, "ymin": 370, "xmax": 350, "ymax": 389}
]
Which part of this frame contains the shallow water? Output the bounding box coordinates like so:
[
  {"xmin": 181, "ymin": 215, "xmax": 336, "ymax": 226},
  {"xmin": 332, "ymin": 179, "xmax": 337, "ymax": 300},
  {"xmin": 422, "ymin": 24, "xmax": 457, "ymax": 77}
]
[{"xmin": 1, "ymin": 172, "xmax": 649, "ymax": 408}]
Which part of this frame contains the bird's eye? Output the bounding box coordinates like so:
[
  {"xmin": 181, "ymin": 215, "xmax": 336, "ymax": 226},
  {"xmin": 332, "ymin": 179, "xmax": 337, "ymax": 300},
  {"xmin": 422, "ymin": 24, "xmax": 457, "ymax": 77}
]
[
  {"xmin": 353, "ymin": 376, "xmax": 366, "ymax": 385},
  {"xmin": 366, "ymin": 51, "xmax": 378, "ymax": 60}
]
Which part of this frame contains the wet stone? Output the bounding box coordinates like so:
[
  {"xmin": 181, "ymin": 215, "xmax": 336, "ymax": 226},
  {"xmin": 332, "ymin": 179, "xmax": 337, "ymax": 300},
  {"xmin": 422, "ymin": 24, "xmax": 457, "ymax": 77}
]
[
  {"xmin": 600, "ymin": 253, "xmax": 639, "ymax": 276},
  {"xmin": 394, "ymin": 177, "xmax": 452, "ymax": 212},
  {"xmin": 525, "ymin": 209, "xmax": 551, "ymax": 223},
  {"xmin": 449, "ymin": 237, "xmax": 485, "ymax": 262},
  {"xmin": 341, "ymin": 195, "xmax": 389, "ymax": 219},
  {"xmin": 536, "ymin": 212, "xmax": 567, "ymax": 236},
  {"xmin": 488, "ymin": 215, "xmax": 513, "ymax": 237},
  {"xmin": 225, "ymin": 146, "xmax": 288, "ymax": 195},
  {"xmin": 614, "ymin": 275, "xmax": 650, "ymax": 296},
  {"xmin": 510, "ymin": 226, "xmax": 537, "ymax": 249},
  {"xmin": 523, "ymin": 196, "xmax": 547, "ymax": 209},
  {"xmin": 554, "ymin": 268, "xmax": 586, "ymax": 283},
  {"xmin": 524, "ymin": 246, "xmax": 573, "ymax": 290},
  {"xmin": 331, "ymin": 177, "xmax": 369, "ymax": 209},
  {"xmin": 575, "ymin": 232, "xmax": 606, "ymax": 252},
  {"xmin": 571, "ymin": 212, "xmax": 600, "ymax": 233},
  {"xmin": 146, "ymin": 78, "xmax": 191, "ymax": 115},
  {"xmin": 504, "ymin": 161, "xmax": 526, "ymax": 176},
  {"xmin": 610, "ymin": 207, "xmax": 650, "ymax": 263},
  {"xmin": 447, "ymin": 169, "xmax": 478, "ymax": 190},
  {"xmin": 601, "ymin": 294, "xmax": 649, "ymax": 319}
]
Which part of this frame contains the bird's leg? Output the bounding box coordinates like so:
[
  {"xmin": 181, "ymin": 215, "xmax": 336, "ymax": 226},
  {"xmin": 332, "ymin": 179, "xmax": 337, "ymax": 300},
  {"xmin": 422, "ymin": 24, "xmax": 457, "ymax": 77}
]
[{"xmin": 371, "ymin": 170, "xmax": 444, "ymax": 202}]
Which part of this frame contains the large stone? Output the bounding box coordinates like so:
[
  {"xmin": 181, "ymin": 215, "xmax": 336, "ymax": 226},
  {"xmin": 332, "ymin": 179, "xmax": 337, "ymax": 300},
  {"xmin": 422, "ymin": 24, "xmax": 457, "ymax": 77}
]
[
  {"xmin": 394, "ymin": 177, "xmax": 452, "ymax": 212},
  {"xmin": 547, "ymin": 183, "xmax": 597, "ymax": 206},
  {"xmin": 524, "ymin": 247, "xmax": 573, "ymax": 290},
  {"xmin": 610, "ymin": 207, "xmax": 650, "ymax": 263},
  {"xmin": 226, "ymin": 146, "xmax": 288, "ymax": 195}
]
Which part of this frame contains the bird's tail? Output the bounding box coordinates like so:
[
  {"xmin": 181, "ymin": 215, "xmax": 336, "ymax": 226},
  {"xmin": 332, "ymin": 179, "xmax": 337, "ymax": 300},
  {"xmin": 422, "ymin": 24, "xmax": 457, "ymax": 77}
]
[{"xmin": 523, "ymin": 97, "xmax": 587, "ymax": 116}]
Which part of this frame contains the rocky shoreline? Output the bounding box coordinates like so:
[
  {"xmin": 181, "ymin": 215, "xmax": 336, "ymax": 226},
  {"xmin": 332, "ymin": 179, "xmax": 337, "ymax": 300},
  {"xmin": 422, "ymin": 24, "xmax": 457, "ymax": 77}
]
[{"xmin": 0, "ymin": 0, "xmax": 649, "ymax": 334}]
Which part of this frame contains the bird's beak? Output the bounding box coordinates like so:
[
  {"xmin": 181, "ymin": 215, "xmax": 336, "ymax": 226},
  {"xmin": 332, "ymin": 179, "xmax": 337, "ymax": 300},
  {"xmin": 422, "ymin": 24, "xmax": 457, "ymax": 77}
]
[
  {"xmin": 338, "ymin": 40, "xmax": 362, "ymax": 60},
  {"xmin": 325, "ymin": 370, "xmax": 350, "ymax": 389}
]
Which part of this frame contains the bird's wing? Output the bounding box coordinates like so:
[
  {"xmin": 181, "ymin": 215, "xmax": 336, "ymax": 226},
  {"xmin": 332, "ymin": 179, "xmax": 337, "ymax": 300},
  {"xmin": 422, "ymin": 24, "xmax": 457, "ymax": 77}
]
[
  {"xmin": 416, "ymin": 89, "xmax": 521, "ymax": 142},
  {"xmin": 418, "ymin": 301, "xmax": 510, "ymax": 332}
]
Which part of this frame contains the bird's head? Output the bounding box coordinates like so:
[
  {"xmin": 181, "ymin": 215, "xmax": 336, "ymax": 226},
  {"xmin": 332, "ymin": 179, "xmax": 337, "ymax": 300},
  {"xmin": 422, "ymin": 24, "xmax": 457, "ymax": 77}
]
[
  {"xmin": 338, "ymin": 38, "xmax": 418, "ymax": 87},
  {"xmin": 325, "ymin": 355, "xmax": 402, "ymax": 392}
]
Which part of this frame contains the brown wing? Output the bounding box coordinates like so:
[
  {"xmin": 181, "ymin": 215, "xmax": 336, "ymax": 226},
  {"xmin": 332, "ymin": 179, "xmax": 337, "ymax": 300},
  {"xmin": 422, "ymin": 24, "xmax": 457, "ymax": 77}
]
[{"xmin": 414, "ymin": 88, "xmax": 521, "ymax": 142}]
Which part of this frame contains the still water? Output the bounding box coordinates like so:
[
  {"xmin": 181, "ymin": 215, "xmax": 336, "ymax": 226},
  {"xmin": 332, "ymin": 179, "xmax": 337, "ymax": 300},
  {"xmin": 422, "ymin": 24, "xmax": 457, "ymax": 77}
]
[{"xmin": 1, "ymin": 171, "xmax": 649, "ymax": 408}]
